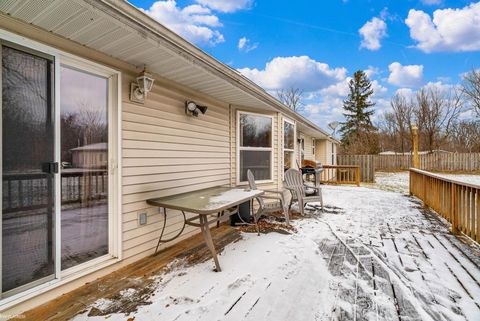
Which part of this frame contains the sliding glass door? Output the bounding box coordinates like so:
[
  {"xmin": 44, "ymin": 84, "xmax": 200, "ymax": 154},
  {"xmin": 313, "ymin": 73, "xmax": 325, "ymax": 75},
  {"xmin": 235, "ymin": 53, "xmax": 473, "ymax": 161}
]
[
  {"xmin": 1, "ymin": 45, "xmax": 56, "ymax": 294},
  {"xmin": 1, "ymin": 40, "xmax": 115, "ymax": 299},
  {"xmin": 60, "ymin": 66, "xmax": 109, "ymax": 270}
]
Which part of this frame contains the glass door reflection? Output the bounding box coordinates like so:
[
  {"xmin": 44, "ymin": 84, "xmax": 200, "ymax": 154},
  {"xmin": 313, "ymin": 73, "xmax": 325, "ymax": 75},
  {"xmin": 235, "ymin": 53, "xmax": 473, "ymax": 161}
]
[{"xmin": 60, "ymin": 66, "xmax": 109, "ymax": 270}]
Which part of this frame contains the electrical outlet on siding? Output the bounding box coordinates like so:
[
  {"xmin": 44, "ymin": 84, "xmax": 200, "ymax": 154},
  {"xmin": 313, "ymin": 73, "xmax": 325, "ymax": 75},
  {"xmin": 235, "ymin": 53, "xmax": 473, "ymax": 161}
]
[{"xmin": 138, "ymin": 212, "xmax": 148, "ymax": 226}]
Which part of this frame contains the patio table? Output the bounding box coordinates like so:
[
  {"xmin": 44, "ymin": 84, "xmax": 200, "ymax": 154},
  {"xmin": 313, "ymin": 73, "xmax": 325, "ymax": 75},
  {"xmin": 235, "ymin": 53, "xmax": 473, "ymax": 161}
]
[{"xmin": 147, "ymin": 186, "xmax": 264, "ymax": 272}]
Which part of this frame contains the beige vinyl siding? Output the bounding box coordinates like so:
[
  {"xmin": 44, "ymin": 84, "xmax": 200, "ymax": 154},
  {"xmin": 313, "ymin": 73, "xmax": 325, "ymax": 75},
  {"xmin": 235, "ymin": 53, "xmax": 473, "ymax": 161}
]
[
  {"xmin": 303, "ymin": 133, "xmax": 314, "ymax": 162},
  {"xmin": 296, "ymin": 132, "xmax": 314, "ymax": 165},
  {"xmin": 315, "ymin": 139, "xmax": 339, "ymax": 166},
  {"xmin": 122, "ymin": 74, "xmax": 231, "ymax": 259},
  {"xmin": 315, "ymin": 139, "xmax": 328, "ymax": 164}
]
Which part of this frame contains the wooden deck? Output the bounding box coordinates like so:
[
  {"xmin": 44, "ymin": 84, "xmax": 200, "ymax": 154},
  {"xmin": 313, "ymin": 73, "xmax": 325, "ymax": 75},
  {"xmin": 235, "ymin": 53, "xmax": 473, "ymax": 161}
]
[
  {"xmin": 318, "ymin": 185, "xmax": 480, "ymax": 321},
  {"xmin": 12, "ymin": 186, "xmax": 480, "ymax": 321},
  {"xmin": 12, "ymin": 225, "xmax": 242, "ymax": 321}
]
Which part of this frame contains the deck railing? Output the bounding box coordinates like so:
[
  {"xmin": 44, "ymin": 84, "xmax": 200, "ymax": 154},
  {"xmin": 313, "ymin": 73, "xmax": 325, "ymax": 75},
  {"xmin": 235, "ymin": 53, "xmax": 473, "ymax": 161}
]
[
  {"xmin": 320, "ymin": 165, "xmax": 361, "ymax": 186},
  {"xmin": 2, "ymin": 169, "xmax": 107, "ymax": 214},
  {"xmin": 409, "ymin": 168, "xmax": 479, "ymax": 242}
]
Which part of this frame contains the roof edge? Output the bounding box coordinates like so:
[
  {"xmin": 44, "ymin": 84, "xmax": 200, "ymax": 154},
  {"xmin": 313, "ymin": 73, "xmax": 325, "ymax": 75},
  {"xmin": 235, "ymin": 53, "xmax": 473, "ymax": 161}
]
[{"xmin": 97, "ymin": 0, "xmax": 336, "ymax": 140}]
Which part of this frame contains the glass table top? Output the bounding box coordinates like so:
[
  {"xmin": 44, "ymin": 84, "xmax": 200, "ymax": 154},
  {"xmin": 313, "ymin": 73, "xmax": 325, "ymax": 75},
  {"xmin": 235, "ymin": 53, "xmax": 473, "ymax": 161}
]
[{"xmin": 146, "ymin": 186, "xmax": 264, "ymax": 215}]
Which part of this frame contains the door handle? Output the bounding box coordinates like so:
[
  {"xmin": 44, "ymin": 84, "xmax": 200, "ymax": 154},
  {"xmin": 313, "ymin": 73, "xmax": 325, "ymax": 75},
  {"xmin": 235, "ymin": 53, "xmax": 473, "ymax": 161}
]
[{"xmin": 42, "ymin": 162, "xmax": 59, "ymax": 174}]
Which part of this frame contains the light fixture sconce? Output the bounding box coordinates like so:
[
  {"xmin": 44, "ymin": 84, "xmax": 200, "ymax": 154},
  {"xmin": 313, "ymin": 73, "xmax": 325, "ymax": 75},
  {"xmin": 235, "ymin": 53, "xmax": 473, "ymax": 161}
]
[
  {"xmin": 130, "ymin": 66, "xmax": 155, "ymax": 104},
  {"xmin": 185, "ymin": 100, "xmax": 208, "ymax": 117}
]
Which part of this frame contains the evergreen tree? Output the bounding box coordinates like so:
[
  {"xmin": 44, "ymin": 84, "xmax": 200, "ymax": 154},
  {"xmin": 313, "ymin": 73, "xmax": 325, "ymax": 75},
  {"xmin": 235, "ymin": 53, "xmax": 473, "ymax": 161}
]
[{"xmin": 339, "ymin": 70, "xmax": 378, "ymax": 153}]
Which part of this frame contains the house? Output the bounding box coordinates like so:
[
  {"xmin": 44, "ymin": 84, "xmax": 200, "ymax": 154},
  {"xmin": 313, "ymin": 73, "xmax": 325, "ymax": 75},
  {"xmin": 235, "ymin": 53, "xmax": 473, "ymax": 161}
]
[
  {"xmin": 71, "ymin": 142, "xmax": 108, "ymax": 168},
  {"xmin": 0, "ymin": 0, "xmax": 339, "ymax": 314}
]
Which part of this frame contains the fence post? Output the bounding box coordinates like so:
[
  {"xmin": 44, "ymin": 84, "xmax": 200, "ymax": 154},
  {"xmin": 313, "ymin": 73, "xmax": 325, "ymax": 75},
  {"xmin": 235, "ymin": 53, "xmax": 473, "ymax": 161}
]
[{"xmin": 412, "ymin": 125, "xmax": 419, "ymax": 169}]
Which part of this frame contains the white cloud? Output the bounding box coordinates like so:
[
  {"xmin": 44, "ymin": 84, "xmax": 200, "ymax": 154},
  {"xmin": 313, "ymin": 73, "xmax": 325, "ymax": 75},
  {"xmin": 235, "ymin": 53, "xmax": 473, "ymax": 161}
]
[
  {"xmin": 238, "ymin": 37, "xmax": 258, "ymax": 52},
  {"xmin": 237, "ymin": 56, "xmax": 346, "ymax": 91},
  {"xmin": 388, "ymin": 62, "xmax": 424, "ymax": 87},
  {"xmin": 302, "ymin": 68, "xmax": 388, "ymax": 126},
  {"xmin": 359, "ymin": 17, "xmax": 387, "ymax": 50},
  {"xmin": 395, "ymin": 81, "xmax": 457, "ymax": 102},
  {"xmin": 420, "ymin": 0, "xmax": 442, "ymax": 5},
  {"xmin": 195, "ymin": 0, "xmax": 253, "ymax": 13},
  {"xmin": 319, "ymin": 70, "xmax": 386, "ymax": 98},
  {"xmin": 319, "ymin": 78, "xmax": 350, "ymax": 97},
  {"xmin": 405, "ymin": 3, "xmax": 480, "ymax": 52},
  {"xmin": 365, "ymin": 66, "xmax": 380, "ymax": 78},
  {"xmin": 423, "ymin": 81, "xmax": 453, "ymax": 93},
  {"xmin": 371, "ymin": 80, "xmax": 388, "ymax": 97},
  {"xmin": 395, "ymin": 87, "xmax": 416, "ymax": 100},
  {"xmin": 140, "ymin": 0, "xmax": 224, "ymax": 45}
]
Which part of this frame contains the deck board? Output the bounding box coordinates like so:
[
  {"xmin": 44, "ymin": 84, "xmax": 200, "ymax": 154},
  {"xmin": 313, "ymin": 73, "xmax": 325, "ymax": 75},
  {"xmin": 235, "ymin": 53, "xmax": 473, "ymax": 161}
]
[{"xmin": 12, "ymin": 225, "xmax": 242, "ymax": 321}]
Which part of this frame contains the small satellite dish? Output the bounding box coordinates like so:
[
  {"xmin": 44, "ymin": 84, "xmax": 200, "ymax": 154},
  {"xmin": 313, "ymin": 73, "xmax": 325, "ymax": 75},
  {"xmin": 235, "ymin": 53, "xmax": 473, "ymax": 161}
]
[{"xmin": 328, "ymin": 121, "xmax": 339, "ymax": 132}]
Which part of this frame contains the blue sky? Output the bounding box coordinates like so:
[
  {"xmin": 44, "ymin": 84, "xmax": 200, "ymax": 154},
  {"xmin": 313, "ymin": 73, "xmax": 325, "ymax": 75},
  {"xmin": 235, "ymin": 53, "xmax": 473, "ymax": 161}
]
[{"xmin": 129, "ymin": 0, "xmax": 480, "ymax": 129}]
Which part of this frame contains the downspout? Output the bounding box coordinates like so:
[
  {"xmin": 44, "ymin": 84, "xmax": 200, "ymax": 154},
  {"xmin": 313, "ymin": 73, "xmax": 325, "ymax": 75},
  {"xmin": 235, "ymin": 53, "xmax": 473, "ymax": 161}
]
[{"xmin": 229, "ymin": 104, "xmax": 233, "ymax": 187}]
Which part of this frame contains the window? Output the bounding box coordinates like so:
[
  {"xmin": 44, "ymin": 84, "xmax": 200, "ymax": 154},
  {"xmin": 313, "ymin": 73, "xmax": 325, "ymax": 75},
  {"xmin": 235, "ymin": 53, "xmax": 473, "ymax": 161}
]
[
  {"xmin": 312, "ymin": 138, "xmax": 316, "ymax": 158},
  {"xmin": 299, "ymin": 135, "xmax": 305, "ymax": 164},
  {"xmin": 331, "ymin": 142, "xmax": 336, "ymax": 164},
  {"xmin": 238, "ymin": 112, "xmax": 273, "ymax": 182},
  {"xmin": 283, "ymin": 119, "xmax": 295, "ymax": 172}
]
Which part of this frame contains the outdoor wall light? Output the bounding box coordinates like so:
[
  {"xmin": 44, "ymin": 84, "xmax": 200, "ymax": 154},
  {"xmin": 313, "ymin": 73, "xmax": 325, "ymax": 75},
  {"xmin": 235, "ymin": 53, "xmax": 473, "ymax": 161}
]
[
  {"xmin": 130, "ymin": 66, "xmax": 155, "ymax": 104},
  {"xmin": 185, "ymin": 100, "xmax": 208, "ymax": 117}
]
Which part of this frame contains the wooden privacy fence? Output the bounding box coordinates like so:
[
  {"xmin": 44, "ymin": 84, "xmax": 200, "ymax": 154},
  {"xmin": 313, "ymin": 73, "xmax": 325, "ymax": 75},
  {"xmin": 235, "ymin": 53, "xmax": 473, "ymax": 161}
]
[
  {"xmin": 409, "ymin": 168, "xmax": 480, "ymax": 242},
  {"xmin": 336, "ymin": 155, "xmax": 375, "ymax": 182},
  {"xmin": 320, "ymin": 165, "xmax": 360, "ymax": 186},
  {"xmin": 339, "ymin": 153, "xmax": 480, "ymax": 172},
  {"xmin": 337, "ymin": 153, "xmax": 480, "ymax": 183},
  {"xmin": 377, "ymin": 153, "xmax": 480, "ymax": 171}
]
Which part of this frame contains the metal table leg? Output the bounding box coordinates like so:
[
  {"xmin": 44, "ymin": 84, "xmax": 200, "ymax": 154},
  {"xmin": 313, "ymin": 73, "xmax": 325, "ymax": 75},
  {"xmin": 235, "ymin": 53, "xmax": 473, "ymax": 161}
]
[
  {"xmin": 154, "ymin": 208, "xmax": 186, "ymax": 254},
  {"xmin": 199, "ymin": 214, "xmax": 221, "ymax": 272}
]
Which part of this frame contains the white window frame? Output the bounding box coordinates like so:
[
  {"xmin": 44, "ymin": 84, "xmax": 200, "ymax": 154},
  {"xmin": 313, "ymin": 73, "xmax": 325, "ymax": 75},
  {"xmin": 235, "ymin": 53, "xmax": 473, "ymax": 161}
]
[
  {"xmin": 282, "ymin": 118, "xmax": 296, "ymax": 178},
  {"xmin": 0, "ymin": 28, "xmax": 122, "ymax": 310},
  {"xmin": 236, "ymin": 110, "xmax": 274, "ymax": 185},
  {"xmin": 299, "ymin": 134, "xmax": 305, "ymax": 164},
  {"xmin": 312, "ymin": 138, "xmax": 316, "ymax": 158},
  {"xmin": 331, "ymin": 142, "xmax": 336, "ymax": 165}
]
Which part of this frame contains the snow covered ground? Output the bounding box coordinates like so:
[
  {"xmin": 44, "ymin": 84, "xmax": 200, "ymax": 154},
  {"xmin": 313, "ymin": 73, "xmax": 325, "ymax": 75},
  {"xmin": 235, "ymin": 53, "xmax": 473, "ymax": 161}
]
[
  {"xmin": 372, "ymin": 171, "xmax": 410, "ymax": 194},
  {"xmin": 73, "ymin": 183, "xmax": 480, "ymax": 321},
  {"xmin": 374, "ymin": 171, "xmax": 480, "ymax": 194}
]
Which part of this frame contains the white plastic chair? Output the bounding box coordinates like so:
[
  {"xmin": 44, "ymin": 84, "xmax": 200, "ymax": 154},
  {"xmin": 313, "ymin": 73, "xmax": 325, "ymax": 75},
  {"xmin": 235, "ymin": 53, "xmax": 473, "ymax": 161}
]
[
  {"xmin": 247, "ymin": 169, "xmax": 289, "ymax": 224},
  {"xmin": 284, "ymin": 168, "xmax": 323, "ymax": 216}
]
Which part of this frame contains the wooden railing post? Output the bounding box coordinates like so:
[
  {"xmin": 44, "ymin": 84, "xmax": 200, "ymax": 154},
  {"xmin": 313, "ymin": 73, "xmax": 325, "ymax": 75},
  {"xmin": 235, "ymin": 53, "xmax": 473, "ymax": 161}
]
[
  {"xmin": 356, "ymin": 166, "xmax": 360, "ymax": 186},
  {"xmin": 452, "ymin": 183, "xmax": 460, "ymax": 234},
  {"xmin": 409, "ymin": 169, "xmax": 413, "ymax": 196}
]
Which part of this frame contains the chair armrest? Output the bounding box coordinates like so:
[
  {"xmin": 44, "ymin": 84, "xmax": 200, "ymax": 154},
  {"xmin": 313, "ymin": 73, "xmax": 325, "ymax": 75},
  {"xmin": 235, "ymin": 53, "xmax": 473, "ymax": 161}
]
[
  {"xmin": 263, "ymin": 189, "xmax": 285, "ymax": 194},
  {"xmin": 260, "ymin": 195, "xmax": 283, "ymax": 200}
]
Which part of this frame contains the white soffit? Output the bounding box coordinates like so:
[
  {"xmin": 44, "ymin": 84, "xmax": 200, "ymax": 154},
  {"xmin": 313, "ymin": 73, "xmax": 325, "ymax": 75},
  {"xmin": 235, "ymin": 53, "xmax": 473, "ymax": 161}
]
[
  {"xmin": 0, "ymin": 0, "xmax": 266, "ymax": 109},
  {"xmin": 0, "ymin": 0, "xmax": 332, "ymax": 137}
]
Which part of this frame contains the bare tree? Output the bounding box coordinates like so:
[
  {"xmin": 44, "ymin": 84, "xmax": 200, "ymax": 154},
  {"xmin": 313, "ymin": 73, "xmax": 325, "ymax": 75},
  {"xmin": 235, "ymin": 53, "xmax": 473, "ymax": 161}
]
[
  {"xmin": 449, "ymin": 120, "xmax": 480, "ymax": 152},
  {"xmin": 414, "ymin": 87, "xmax": 464, "ymax": 152},
  {"xmin": 276, "ymin": 87, "xmax": 304, "ymax": 111},
  {"xmin": 462, "ymin": 69, "xmax": 480, "ymax": 117},
  {"xmin": 378, "ymin": 113, "xmax": 398, "ymax": 152},
  {"xmin": 387, "ymin": 93, "xmax": 414, "ymax": 153}
]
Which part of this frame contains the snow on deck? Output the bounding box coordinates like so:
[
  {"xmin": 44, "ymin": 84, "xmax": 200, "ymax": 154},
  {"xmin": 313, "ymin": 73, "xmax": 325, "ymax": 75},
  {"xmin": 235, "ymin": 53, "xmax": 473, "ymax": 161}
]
[
  {"xmin": 73, "ymin": 184, "xmax": 480, "ymax": 321},
  {"xmin": 374, "ymin": 171, "xmax": 480, "ymax": 195}
]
